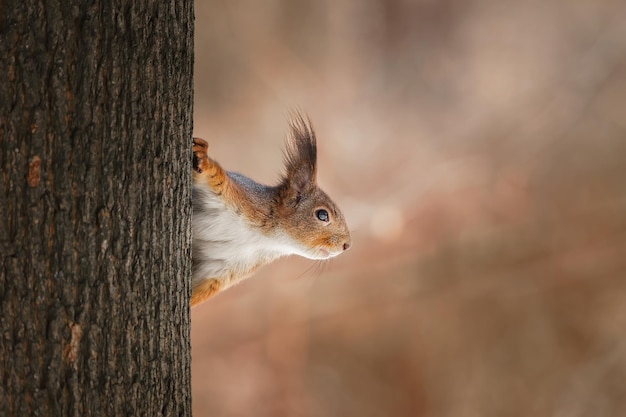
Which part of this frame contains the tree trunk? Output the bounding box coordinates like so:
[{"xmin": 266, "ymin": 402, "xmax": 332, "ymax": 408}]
[{"xmin": 0, "ymin": 1, "xmax": 193, "ymax": 416}]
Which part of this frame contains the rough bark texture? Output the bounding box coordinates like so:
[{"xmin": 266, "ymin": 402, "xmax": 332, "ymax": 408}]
[{"xmin": 0, "ymin": 1, "xmax": 193, "ymax": 416}]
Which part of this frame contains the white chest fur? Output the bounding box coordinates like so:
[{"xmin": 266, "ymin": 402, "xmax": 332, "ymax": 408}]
[{"xmin": 192, "ymin": 181, "xmax": 298, "ymax": 289}]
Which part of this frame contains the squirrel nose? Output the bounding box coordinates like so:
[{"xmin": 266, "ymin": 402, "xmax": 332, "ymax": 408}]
[{"xmin": 343, "ymin": 241, "xmax": 351, "ymax": 251}]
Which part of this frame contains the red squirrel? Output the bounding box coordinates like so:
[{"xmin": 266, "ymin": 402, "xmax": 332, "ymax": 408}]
[{"xmin": 191, "ymin": 112, "xmax": 351, "ymax": 306}]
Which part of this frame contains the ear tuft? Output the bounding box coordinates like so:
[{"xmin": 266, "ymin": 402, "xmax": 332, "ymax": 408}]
[{"xmin": 281, "ymin": 111, "xmax": 317, "ymax": 192}]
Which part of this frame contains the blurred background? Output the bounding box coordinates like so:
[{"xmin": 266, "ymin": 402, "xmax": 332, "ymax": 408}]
[{"xmin": 191, "ymin": 0, "xmax": 626, "ymax": 415}]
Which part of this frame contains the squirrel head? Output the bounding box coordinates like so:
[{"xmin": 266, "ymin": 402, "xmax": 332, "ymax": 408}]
[{"xmin": 275, "ymin": 113, "xmax": 351, "ymax": 260}]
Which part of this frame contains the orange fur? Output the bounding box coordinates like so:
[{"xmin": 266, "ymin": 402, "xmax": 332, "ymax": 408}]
[{"xmin": 190, "ymin": 278, "xmax": 221, "ymax": 306}]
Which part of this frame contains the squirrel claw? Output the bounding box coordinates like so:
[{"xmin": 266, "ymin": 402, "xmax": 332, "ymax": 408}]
[{"xmin": 193, "ymin": 137, "xmax": 210, "ymax": 174}]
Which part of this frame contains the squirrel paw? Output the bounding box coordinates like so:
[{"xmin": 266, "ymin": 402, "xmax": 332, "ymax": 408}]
[
  {"xmin": 192, "ymin": 137, "xmax": 228, "ymax": 193},
  {"xmin": 193, "ymin": 137, "xmax": 210, "ymax": 174},
  {"xmin": 191, "ymin": 278, "xmax": 221, "ymax": 307}
]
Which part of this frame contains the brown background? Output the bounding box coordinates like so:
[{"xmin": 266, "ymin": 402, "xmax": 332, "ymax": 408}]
[{"xmin": 191, "ymin": 1, "xmax": 626, "ymax": 416}]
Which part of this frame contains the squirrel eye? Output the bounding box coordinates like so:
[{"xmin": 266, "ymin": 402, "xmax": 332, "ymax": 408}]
[{"xmin": 315, "ymin": 209, "xmax": 329, "ymax": 222}]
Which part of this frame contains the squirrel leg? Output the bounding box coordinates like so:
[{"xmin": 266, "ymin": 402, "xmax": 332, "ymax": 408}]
[
  {"xmin": 191, "ymin": 278, "xmax": 221, "ymax": 307},
  {"xmin": 193, "ymin": 137, "xmax": 228, "ymax": 194}
]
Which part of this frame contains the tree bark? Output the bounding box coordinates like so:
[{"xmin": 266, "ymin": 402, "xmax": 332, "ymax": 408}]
[{"xmin": 0, "ymin": 1, "xmax": 193, "ymax": 416}]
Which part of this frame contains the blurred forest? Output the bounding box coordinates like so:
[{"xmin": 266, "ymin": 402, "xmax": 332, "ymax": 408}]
[{"xmin": 191, "ymin": 0, "xmax": 626, "ymax": 416}]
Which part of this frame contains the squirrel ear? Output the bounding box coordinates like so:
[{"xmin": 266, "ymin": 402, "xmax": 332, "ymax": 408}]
[{"xmin": 281, "ymin": 112, "xmax": 317, "ymax": 193}]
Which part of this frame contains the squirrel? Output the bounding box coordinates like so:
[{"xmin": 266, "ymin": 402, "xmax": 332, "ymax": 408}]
[{"xmin": 191, "ymin": 112, "xmax": 351, "ymax": 306}]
